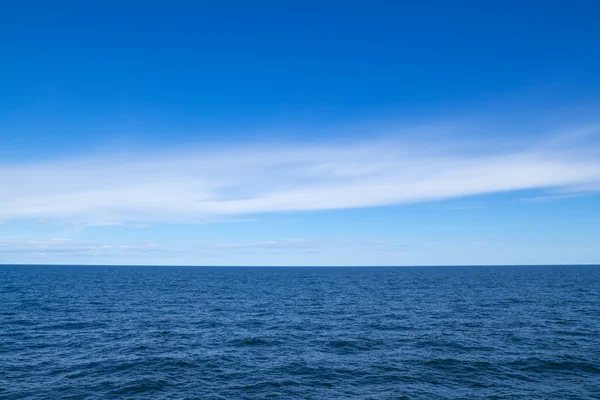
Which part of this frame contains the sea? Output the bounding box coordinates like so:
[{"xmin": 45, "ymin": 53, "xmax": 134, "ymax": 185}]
[{"xmin": 0, "ymin": 265, "xmax": 599, "ymax": 399}]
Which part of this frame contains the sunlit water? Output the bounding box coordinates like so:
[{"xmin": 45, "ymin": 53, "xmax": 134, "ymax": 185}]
[{"xmin": 1, "ymin": 265, "xmax": 599, "ymax": 399}]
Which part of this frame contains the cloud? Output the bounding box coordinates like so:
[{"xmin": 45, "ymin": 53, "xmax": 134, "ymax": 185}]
[
  {"xmin": 213, "ymin": 239, "xmax": 311, "ymax": 249},
  {"xmin": 0, "ymin": 238, "xmax": 165, "ymax": 256},
  {"xmin": 0, "ymin": 237, "xmax": 409, "ymax": 261},
  {"xmin": 1, "ymin": 121, "xmax": 599, "ymax": 224},
  {"xmin": 520, "ymin": 193, "xmax": 584, "ymax": 202}
]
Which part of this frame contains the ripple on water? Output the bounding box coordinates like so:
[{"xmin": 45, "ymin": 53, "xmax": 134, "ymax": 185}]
[{"xmin": 0, "ymin": 265, "xmax": 599, "ymax": 399}]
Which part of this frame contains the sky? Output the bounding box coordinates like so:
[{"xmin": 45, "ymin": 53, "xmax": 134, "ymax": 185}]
[{"xmin": 1, "ymin": 1, "xmax": 600, "ymax": 266}]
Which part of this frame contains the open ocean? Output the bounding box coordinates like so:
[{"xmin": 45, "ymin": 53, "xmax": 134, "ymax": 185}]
[{"xmin": 1, "ymin": 265, "xmax": 599, "ymax": 399}]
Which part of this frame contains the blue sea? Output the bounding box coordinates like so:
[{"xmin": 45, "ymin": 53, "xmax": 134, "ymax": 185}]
[{"xmin": 1, "ymin": 265, "xmax": 599, "ymax": 399}]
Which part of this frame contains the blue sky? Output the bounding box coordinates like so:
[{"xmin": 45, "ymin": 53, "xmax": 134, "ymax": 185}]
[{"xmin": 1, "ymin": 1, "xmax": 600, "ymax": 265}]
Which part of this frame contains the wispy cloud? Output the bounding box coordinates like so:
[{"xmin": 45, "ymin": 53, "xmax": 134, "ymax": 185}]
[
  {"xmin": 0, "ymin": 237, "xmax": 408, "ymax": 261},
  {"xmin": 1, "ymin": 121, "xmax": 599, "ymax": 225},
  {"xmin": 520, "ymin": 193, "xmax": 584, "ymax": 202},
  {"xmin": 520, "ymin": 180, "xmax": 600, "ymax": 202},
  {"xmin": 213, "ymin": 239, "xmax": 311, "ymax": 249},
  {"xmin": 0, "ymin": 238, "xmax": 164, "ymax": 256}
]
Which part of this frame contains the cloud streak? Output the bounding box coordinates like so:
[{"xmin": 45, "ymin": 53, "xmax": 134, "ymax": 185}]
[
  {"xmin": 1, "ymin": 122, "xmax": 599, "ymax": 224},
  {"xmin": 0, "ymin": 238, "xmax": 164, "ymax": 256}
]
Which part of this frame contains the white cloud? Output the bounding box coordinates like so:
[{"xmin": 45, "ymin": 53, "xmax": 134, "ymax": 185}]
[
  {"xmin": 0, "ymin": 237, "xmax": 407, "ymax": 260},
  {"xmin": 213, "ymin": 239, "xmax": 311, "ymax": 249},
  {"xmin": 1, "ymin": 122, "xmax": 599, "ymax": 224},
  {"xmin": 520, "ymin": 193, "xmax": 584, "ymax": 202},
  {"xmin": 0, "ymin": 238, "xmax": 165, "ymax": 256}
]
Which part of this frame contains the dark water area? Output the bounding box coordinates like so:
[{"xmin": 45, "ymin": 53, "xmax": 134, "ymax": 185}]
[{"xmin": 1, "ymin": 265, "xmax": 599, "ymax": 399}]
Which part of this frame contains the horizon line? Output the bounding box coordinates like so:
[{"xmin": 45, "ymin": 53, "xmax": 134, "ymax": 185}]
[{"xmin": 1, "ymin": 263, "xmax": 599, "ymax": 268}]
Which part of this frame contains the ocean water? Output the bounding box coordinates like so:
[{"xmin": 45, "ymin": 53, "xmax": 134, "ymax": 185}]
[{"xmin": 1, "ymin": 265, "xmax": 599, "ymax": 399}]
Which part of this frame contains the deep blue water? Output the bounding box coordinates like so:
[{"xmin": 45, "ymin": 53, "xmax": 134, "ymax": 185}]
[{"xmin": 1, "ymin": 265, "xmax": 599, "ymax": 399}]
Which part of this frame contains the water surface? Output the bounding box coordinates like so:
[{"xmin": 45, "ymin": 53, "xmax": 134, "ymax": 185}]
[{"xmin": 1, "ymin": 265, "xmax": 599, "ymax": 399}]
